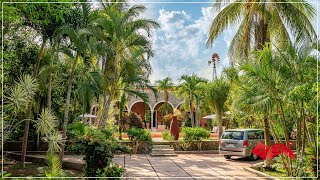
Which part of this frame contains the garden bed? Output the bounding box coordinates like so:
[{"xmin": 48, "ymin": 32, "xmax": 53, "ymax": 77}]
[
  {"xmin": 118, "ymin": 140, "xmax": 219, "ymax": 152},
  {"xmin": 2, "ymin": 157, "xmax": 83, "ymax": 177}
]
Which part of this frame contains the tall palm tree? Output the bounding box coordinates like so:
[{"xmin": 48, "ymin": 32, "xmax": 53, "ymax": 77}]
[
  {"xmin": 207, "ymin": 0, "xmax": 317, "ymax": 61},
  {"xmin": 237, "ymin": 44, "xmax": 294, "ymax": 173},
  {"xmin": 87, "ymin": 4, "xmax": 159, "ymax": 130},
  {"xmin": 57, "ymin": 2, "xmax": 95, "ymax": 159},
  {"xmin": 16, "ymin": 3, "xmax": 73, "ymax": 167},
  {"xmin": 176, "ymin": 74, "xmax": 207, "ymax": 127},
  {"xmin": 156, "ymin": 77, "xmax": 173, "ymax": 115},
  {"xmin": 205, "ymin": 78, "xmax": 230, "ymax": 139}
]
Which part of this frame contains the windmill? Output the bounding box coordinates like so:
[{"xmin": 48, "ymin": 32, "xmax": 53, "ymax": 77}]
[{"xmin": 208, "ymin": 53, "xmax": 220, "ymax": 81}]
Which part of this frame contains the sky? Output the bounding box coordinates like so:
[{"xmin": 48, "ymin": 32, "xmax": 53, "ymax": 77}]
[{"xmin": 128, "ymin": 0, "xmax": 320, "ymax": 84}]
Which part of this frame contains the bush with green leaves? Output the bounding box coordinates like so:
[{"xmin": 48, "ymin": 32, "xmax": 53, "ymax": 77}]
[
  {"xmin": 181, "ymin": 127, "xmax": 210, "ymax": 150},
  {"xmin": 127, "ymin": 127, "xmax": 152, "ymax": 153},
  {"xmin": 162, "ymin": 130, "xmax": 173, "ymax": 141},
  {"xmin": 69, "ymin": 127, "xmax": 131, "ymax": 177},
  {"xmin": 128, "ymin": 113, "xmax": 143, "ymax": 129}
]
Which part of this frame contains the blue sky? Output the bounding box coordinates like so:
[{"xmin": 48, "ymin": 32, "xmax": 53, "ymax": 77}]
[{"xmin": 129, "ymin": 0, "xmax": 320, "ymax": 84}]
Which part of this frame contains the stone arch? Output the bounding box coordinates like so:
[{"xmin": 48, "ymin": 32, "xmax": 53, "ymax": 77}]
[
  {"xmin": 129, "ymin": 100, "xmax": 152, "ymax": 114},
  {"xmin": 129, "ymin": 101, "xmax": 152, "ymax": 122},
  {"xmin": 152, "ymin": 101, "xmax": 174, "ymax": 111},
  {"xmin": 176, "ymin": 101, "xmax": 184, "ymax": 109},
  {"xmin": 152, "ymin": 101, "xmax": 174, "ymax": 128}
]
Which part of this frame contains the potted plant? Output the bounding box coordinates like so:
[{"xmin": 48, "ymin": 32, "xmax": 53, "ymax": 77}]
[{"xmin": 145, "ymin": 111, "xmax": 151, "ymax": 129}]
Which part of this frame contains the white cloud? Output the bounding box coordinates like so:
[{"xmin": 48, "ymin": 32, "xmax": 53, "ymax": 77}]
[{"xmin": 149, "ymin": 7, "xmax": 233, "ymax": 84}]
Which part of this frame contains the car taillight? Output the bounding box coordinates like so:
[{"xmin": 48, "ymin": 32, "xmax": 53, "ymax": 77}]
[
  {"xmin": 243, "ymin": 140, "xmax": 248, "ymax": 147},
  {"xmin": 288, "ymin": 142, "xmax": 293, "ymax": 146}
]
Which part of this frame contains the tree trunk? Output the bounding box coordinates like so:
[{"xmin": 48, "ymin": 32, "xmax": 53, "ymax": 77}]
[
  {"xmin": 190, "ymin": 96, "xmax": 194, "ymax": 128},
  {"xmin": 47, "ymin": 73, "xmax": 52, "ymax": 111},
  {"xmin": 99, "ymin": 91, "xmax": 112, "ymax": 130},
  {"xmin": 216, "ymin": 105, "xmax": 223, "ymax": 139},
  {"xmin": 21, "ymin": 37, "xmax": 47, "ymax": 167},
  {"xmin": 263, "ymin": 116, "xmax": 272, "ymax": 168},
  {"xmin": 60, "ymin": 53, "xmax": 79, "ymax": 160}
]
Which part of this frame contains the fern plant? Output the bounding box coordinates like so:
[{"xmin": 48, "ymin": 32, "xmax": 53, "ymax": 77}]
[{"xmin": 44, "ymin": 153, "xmax": 63, "ymax": 178}]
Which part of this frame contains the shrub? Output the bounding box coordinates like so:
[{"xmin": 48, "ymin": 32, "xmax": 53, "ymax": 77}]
[
  {"xmin": 127, "ymin": 127, "xmax": 152, "ymax": 153},
  {"xmin": 128, "ymin": 113, "xmax": 143, "ymax": 129},
  {"xmin": 162, "ymin": 130, "xmax": 173, "ymax": 141},
  {"xmin": 96, "ymin": 163, "xmax": 124, "ymax": 178},
  {"xmin": 69, "ymin": 128, "xmax": 131, "ymax": 177},
  {"xmin": 181, "ymin": 127, "xmax": 210, "ymax": 150},
  {"xmin": 67, "ymin": 121, "xmax": 86, "ymax": 139}
]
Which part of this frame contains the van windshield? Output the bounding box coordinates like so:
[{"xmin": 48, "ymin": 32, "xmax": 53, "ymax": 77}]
[{"xmin": 221, "ymin": 131, "xmax": 244, "ymax": 140}]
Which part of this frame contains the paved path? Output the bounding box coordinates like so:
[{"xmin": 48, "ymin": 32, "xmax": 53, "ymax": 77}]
[{"xmin": 112, "ymin": 154, "xmax": 265, "ymax": 180}]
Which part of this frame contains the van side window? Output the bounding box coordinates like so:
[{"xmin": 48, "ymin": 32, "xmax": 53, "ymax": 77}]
[{"xmin": 248, "ymin": 131, "xmax": 264, "ymax": 139}]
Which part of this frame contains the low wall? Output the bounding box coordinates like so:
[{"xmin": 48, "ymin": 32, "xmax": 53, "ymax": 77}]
[
  {"xmin": 3, "ymin": 141, "xmax": 49, "ymax": 151},
  {"xmin": 4, "ymin": 140, "xmax": 296, "ymax": 154}
]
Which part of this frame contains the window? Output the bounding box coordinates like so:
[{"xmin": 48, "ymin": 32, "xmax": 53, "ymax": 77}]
[
  {"xmin": 248, "ymin": 130, "xmax": 264, "ymax": 139},
  {"xmin": 221, "ymin": 131, "xmax": 244, "ymax": 140}
]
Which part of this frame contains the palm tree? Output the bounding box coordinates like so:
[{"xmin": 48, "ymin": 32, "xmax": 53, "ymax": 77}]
[
  {"xmin": 57, "ymin": 2, "xmax": 94, "ymax": 158},
  {"xmin": 205, "ymin": 78, "xmax": 230, "ymax": 139},
  {"xmin": 237, "ymin": 44, "xmax": 294, "ymax": 173},
  {"xmin": 156, "ymin": 77, "xmax": 173, "ymax": 115},
  {"xmin": 206, "ymin": 0, "xmax": 317, "ymax": 61},
  {"xmin": 16, "ymin": 3, "xmax": 73, "ymax": 167},
  {"xmin": 176, "ymin": 74, "xmax": 207, "ymax": 127},
  {"xmin": 87, "ymin": 4, "xmax": 159, "ymax": 130}
]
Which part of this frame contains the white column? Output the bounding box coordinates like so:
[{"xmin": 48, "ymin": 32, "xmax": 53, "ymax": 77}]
[{"xmin": 151, "ymin": 110, "xmax": 154, "ymax": 128}]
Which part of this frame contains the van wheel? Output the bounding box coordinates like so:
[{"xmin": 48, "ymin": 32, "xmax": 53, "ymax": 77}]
[
  {"xmin": 224, "ymin": 155, "xmax": 231, "ymax": 159},
  {"xmin": 249, "ymin": 153, "xmax": 258, "ymax": 161}
]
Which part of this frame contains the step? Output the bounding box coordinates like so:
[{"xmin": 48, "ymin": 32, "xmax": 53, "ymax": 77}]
[
  {"xmin": 150, "ymin": 153, "xmax": 177, "ymax": 157},
  {"xmin": 151, "ymin": 150, "xmax": 175, "ymax": 154},
  {"xmin": 152, "ymin": 148, "xmax": 174, "ymax": 151},
  {"xmin": 152, "ymin": 141, "xmax": 172, "ymax": 145},
  {"xmin": 152, "ymin": 145, "xmax": 172, "ymax": 149},
  {"xmin": 151, "ymin": 151, "xmax": 176, "ymax": 154}
]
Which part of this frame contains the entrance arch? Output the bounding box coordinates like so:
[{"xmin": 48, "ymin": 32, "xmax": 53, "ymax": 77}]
[
  {"xmin": 129, "ymin": 101, "xmax": 152, "ymax": 125},
  {"xmin": 153, "ymin": 101, "xmax": 174, "ymax": 127}
]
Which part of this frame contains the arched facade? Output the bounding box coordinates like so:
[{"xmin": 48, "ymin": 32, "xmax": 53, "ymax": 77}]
[
  {"xmin": 127, "ymin": 90, "xmax": 184, "ymax": 129},
  {"xmin": 129, "ymin": 101, "xmax": 152, "ymax": 122}
]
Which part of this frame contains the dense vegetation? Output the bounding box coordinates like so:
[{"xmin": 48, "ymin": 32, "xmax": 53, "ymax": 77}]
[
  {"xmin": 1, "ymin": 0, "xmax": 319, "ymax": 178},
  {"xmin": 2, "ymin": 1, "xmax": 158, "ymax": 177}
]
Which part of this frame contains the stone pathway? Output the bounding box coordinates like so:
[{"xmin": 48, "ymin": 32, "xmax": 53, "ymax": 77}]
[{"xmin": 112, "ymin": 154, "xmax": 266, "ymax": 179}]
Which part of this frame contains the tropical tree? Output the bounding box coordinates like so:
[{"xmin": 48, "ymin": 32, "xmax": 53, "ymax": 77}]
[
  {"xmin": 86, "ymin": 4, "xmax": 159, "ymax": 129},
  {"xmin": 13, "ymin": 3, "xmax": 73, "ymax": 166},
  {"xmin": 57, "ymin": 2, "xmax": 95, "ymax": 159},
  {"xmin": 205, "ymin": 78, "xmax": 230, "ymax": 139},
  {"xmin": 176, "ymin": 74, "xmax": 207, "ymax": 127},
  {"xmin": 156, "ymin": 77, "xmax": 174, "ymax": 115},
  {"xmin": 207, "ymin": 0, "xmax": 317, "ymax": 61}
]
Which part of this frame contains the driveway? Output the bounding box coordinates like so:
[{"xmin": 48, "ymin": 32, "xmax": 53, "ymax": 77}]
[{"xmin": 113, "ymin": 154, "xmax": 265, "ymax": 179}]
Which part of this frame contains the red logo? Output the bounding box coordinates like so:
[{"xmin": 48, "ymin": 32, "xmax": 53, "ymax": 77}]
[{"xmin": 252, "ymin": 142, "xmax": 295, "ymax": 160}]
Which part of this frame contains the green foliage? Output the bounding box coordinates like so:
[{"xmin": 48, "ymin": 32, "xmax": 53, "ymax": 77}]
[
  {"xmin": 44, "ymin": 153, "xmax": 63, "ymax": 178},
  {"xmin": 181, "ymin": 127, "xmax": 210, "ymax": 150},
  {"xmin": 144, "ymin": 111, "xmax": 151, "ymax": 123},
  {"xmin": 96, "ymin": 163, "xmax": 124, "ymax": 179},
  {"xmin": 69, "ymin": 127, "xmax": 131, "ymax": 177},
  {"xmin": 181, "ymin": 127, "xmax": 210, "ymax": 142},
  {"xmin": 127, "ymin": 127, "xmax": 152, "ymax": 143},
  {"xmin": 128, "ymin": 113, "xmax": 143, "ymax": 129},
  {"xmin": 67, "ymin": 121, "xmax": 86, "ymax": 139},
  {"xmin": 162, "ymin": 130, "xmax": 173, "ymax": 141},
  {"xmin": 127, "ymin": 127, "xmax": 152, "ymax": 153},
  {"xmin": 36, "ymin": 108, "xmax": 58, "ymax": 137}
]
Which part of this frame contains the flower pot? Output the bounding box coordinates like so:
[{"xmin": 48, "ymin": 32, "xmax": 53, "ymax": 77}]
[
  {"xmin": 146, "ymin": 123, "xmax": 150, "ymax": 129},
  {"xmin": 170, "ymin": 116, "xmax": 180, "ymax": 140}
]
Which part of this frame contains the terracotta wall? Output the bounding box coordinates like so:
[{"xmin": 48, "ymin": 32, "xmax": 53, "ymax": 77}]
[{"xmin": 131, "ymin": 102, "xmax": 149, "ymax": 120}]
